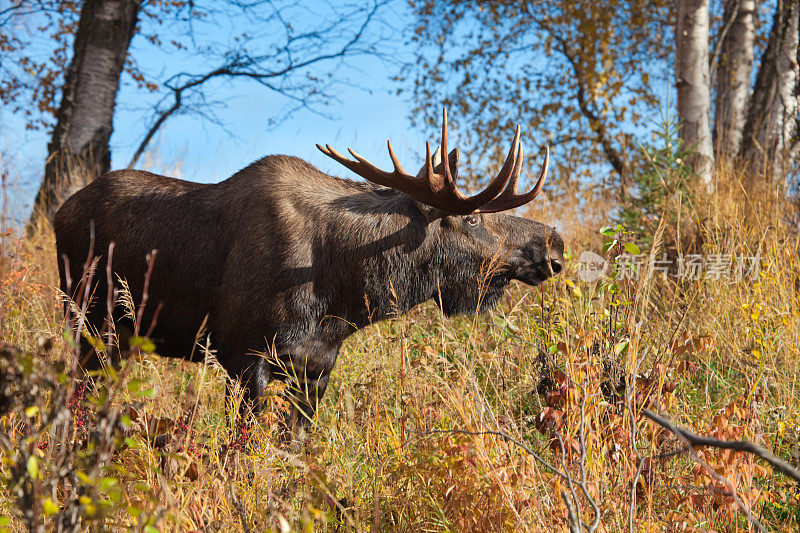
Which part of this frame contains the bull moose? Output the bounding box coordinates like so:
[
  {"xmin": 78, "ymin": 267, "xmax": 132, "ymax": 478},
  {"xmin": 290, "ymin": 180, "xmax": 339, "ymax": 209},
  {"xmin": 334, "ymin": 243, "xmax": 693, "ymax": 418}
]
[{"xmin": 54, "ymin": 109, "xmax": 564, "ymax": 438}]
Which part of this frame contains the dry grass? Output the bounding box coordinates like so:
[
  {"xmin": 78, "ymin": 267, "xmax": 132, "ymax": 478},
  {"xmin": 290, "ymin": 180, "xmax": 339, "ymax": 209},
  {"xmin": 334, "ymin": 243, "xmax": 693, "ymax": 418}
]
[{"xmin": 1, "ymin": 163, "xmax": 799, "ymax": 532}]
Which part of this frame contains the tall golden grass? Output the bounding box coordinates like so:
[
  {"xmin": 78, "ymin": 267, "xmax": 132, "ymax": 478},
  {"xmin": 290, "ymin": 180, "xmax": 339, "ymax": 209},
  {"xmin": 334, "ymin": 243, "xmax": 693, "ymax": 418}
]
[{"xmin": 0, "ymin": 160, "xmax": 798, "ymax": 531}]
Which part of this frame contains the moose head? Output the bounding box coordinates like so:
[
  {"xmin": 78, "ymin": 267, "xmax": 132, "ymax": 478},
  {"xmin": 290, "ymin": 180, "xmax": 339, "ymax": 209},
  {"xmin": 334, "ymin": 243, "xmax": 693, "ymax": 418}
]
[{"xmin": 317, "ymin": 108, "xmax": 564, "ymax": 317}]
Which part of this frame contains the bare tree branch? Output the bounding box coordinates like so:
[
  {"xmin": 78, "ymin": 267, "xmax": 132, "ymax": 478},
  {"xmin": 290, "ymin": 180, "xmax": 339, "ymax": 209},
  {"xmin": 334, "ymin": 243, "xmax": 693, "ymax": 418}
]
[
  {"xmin": 625, "ymin": 352, "xmax": 649, "ymax": 533},
  {"xmin": 562, "ymin": 490, "xmax": 581, "ymax": 533},
  {"xmin": 642, "ymin": 408, "xmax": 800, "ymax": 484},
  {"xmin": 642, "ymin": 408, "xmax": 767, "ymax": 531},
  {"xmin": 228, "ymin": 484, "xmax": 250, "ymax": 533},
  {"xmin": 128, "ymin": 0, "xmax": 387, "ymax": 168}
]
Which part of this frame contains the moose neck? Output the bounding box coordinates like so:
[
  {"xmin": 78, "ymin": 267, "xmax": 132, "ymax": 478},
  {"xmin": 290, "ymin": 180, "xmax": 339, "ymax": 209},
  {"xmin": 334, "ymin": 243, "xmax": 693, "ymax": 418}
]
[{"xmin": 322, "ymin": 187, "xmax": 445, "ymax": 333}]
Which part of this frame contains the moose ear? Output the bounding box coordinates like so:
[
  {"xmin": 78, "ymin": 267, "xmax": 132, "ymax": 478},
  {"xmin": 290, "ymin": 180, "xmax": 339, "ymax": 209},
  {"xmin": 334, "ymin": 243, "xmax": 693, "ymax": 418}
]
[
  {"xmin": 416, "ymin": 146, "xmax": 441, "ymax": 178},
  {"xmin": 415, "ymin": 146, "xmax": 460, "ymax": 180},
  {"xmin": 445, "ymin": 148, "xmax": 459, "ymax": 179}
]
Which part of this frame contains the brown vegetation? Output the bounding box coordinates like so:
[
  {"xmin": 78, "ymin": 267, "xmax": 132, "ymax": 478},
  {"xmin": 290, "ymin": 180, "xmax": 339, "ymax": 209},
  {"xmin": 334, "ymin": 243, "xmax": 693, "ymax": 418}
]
[{"xmin": 1, "ymin": 158, "xmax": 799, "ymax": 530}]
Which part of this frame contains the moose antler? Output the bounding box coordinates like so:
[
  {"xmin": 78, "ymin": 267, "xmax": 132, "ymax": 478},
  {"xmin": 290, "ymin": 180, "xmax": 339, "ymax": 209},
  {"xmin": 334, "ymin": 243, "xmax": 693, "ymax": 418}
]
[
  {"xmin": 317, "ymin": 108, "xmax": 549, "ymax": 215},
  {"xmin": 474, "ymin": 145, "xmax": 549, "ymax": 214}
]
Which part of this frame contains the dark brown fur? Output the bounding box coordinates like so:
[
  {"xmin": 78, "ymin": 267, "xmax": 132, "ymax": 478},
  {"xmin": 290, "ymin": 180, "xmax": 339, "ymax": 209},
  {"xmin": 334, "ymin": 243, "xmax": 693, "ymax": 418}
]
[{"xmin": 54, "ymin": 154, "xmax": 563, "ymax": 433}]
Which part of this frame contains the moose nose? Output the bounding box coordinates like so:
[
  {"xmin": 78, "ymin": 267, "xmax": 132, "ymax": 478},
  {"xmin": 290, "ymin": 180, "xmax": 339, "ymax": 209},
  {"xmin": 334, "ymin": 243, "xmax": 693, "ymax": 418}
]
[{"xmin": 548, "ymin": 250, "xmax": 564, "ymax": 274}]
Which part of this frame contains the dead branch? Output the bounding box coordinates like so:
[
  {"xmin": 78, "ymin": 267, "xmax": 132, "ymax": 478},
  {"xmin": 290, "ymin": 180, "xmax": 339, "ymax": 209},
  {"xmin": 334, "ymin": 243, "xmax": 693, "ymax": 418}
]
[
  {"xmin": 228, "ymin": 484, "xmax": 250, "ymax": 533},
  {"xmin": 127, "ymin": 0, "xmax": 388, "ymax": 168},
  {"xmin": 642, "ymin": 407, "xmax": 767, "ymax": 532},
  {"xmin": 642, "ymin": 408, "xmax": 800, "ymax": 484}
]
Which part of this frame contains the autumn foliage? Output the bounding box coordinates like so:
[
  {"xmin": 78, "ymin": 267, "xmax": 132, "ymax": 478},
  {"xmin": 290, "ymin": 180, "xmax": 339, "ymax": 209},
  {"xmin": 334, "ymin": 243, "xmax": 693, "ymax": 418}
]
[{"xmin": 1, "ymin": 163, "xmax": 799, "ymax": 530}]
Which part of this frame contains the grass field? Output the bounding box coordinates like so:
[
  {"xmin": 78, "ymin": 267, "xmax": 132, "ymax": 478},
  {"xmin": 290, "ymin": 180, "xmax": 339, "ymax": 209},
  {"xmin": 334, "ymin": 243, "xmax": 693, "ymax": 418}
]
[{"xmin": 1, "ymin": 165, "xmax": 799, "ymax": 531}]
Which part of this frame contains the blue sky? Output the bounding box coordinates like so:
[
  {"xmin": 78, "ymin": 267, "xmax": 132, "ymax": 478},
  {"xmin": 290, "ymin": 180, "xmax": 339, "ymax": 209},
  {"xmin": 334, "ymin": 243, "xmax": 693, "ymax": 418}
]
[
  {"xmin": 0, "ymin": 0, "xmax": 698, "ymax": 225},
  {"xmin": 1, "ymin": 1, "xmax": 428, "ymax": 222}
]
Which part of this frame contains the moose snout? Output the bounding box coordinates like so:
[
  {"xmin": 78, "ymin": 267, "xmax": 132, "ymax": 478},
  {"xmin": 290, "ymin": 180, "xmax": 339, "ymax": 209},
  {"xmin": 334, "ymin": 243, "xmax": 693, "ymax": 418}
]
[
  {"xmin": 548, "ymin": 249, "xmax": 564, "ymax": 274},
  {"xmin": 505, "ymin": 246, "xmax": 564, "ymax": 286},
  {"xmin": 500, "ymin": 222, "xmax": 565, "ymax": 285},
  {"xmin": 545, "ymin": 226, "xmax": 565, "ymax": 275}
]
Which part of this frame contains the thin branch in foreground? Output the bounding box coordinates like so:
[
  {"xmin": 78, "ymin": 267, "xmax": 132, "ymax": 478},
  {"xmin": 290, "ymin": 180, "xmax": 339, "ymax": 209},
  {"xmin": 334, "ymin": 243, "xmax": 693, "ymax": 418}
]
[
  {"xmin": 626, "ymin": 351, "xmax": 649, "ymax": 533},
  {"xmin": 228, "ymin": 484, "xmax": 250, "ymax": 533},
  {"xmin": 562, "ymin": 490, "xmax": 581, "ymax": 533},
  {"xmin": 642, "ymin": 408, "xmax": 800, "ymax": 484},
  {"xmin": 642, "ymin": 408, "xmax": 795, "ymax": 533}
]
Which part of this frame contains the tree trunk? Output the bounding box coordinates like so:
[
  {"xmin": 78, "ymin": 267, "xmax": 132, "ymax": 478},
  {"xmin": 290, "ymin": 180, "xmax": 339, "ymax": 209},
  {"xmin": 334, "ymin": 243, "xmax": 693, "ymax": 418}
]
[
  {"xmin": 740, "ymin": 0, "xmax": 800, "ymax": 180},
  {"xmin": 29, "ymin": 0, "xmax": 142, "ymax": 227},
  {"xmin": 676, "ymin": 0, "xmax": 715, "ymax": 187},
  {"xmin": 714, "ymin": 0, "xmax": 756, "ymax": 159}
]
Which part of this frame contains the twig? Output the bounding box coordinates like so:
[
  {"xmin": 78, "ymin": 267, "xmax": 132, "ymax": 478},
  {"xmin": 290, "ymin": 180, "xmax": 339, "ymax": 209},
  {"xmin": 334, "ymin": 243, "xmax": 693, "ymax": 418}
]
[
  {"xmin": 562, "ymin": 490, "xmax": 581, "ymax": 533},
  {"xmin": 133, "ymin": 250, "xmax": 157, "ymax": 337},
  {"xmin": 72, "ymin": 221, "xmax": 96, "ymax": 363},
  {"xmin": 228, "ymin": 483, "xmax": 250, "ymax": 533},
  {"xmin": 626, "ymin": 351, "xmax": 649, "ymax": 532},
  {"xmin": 642, "ymin": 409, "xmax": 800, "ymax": 484},
  {"xmin": 104, "ymin": 242, "xmax": 115, "ymax": 357},
  {"xmin": 371, "ymin": 457, "xmax": 382, "ymax": 533},
  {"xmin": 576, "ymin": 383, "xmax": 601, "ymax": 532},
  {"xmin": 554, "ymin": 429, "xmax": 584, "ymax": 530},
  {"xmin": 642, "ymin": 408, "xmax": 771, "ymax": 533}
]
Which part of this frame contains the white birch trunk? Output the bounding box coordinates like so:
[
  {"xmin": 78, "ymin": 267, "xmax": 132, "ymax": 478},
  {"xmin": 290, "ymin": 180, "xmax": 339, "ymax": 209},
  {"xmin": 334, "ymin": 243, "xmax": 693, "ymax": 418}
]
[
  {"xmin": 676, "ymin": 0, "xmax": 715, "ymax": 187},
  {"xmin": 714, "ymin": 0, "xmax": 756, "ymax": 159},
  {"xmin": 741, "ymin": 0, "xmax": 800, "ymax": 179}
]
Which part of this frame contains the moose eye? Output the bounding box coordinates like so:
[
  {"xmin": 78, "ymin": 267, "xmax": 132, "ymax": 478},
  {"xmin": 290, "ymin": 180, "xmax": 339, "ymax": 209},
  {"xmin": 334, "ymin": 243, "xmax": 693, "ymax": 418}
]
[{"xmin": 464, "ymin": 214, "xmax": 480, "ymax": 227}]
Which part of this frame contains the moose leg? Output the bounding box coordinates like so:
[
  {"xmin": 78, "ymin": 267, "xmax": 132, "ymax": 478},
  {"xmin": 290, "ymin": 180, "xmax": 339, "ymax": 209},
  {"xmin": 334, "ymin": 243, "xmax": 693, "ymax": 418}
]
[
  {"xmin": 277, "ymin": 340, "xmax": 340, "ymax": 442},
  {"xmin": 225, "ymin": 355, "xmax": 271, "ymax": 417},
  {"xmin": 212, "ymin": 354, "xmax": 270, "ymax": 449},
  {"xmin": 284, "ymin": 373, "xmax": 331, "ymax": 441}
]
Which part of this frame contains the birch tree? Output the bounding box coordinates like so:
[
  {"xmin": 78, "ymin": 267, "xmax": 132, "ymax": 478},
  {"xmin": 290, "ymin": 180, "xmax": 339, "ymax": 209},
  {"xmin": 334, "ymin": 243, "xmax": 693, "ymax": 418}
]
[
  {"xmin": 676, "ymin": 0, "xmax": 715, "ymax": 186},
  {"xmin": 406, "ymin": 0, "xmax": 798, "ymax": 193},
  {"xmin": 30, "ymin": 0, "xmax": 143, "ymax": 226},
  {"xmin": 740, "ymin": 0, "xmax": 800, "ymax": 178},
  {"xmin": 714, "ymin": 0, "xmax": 757, "ymax": 159}
]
